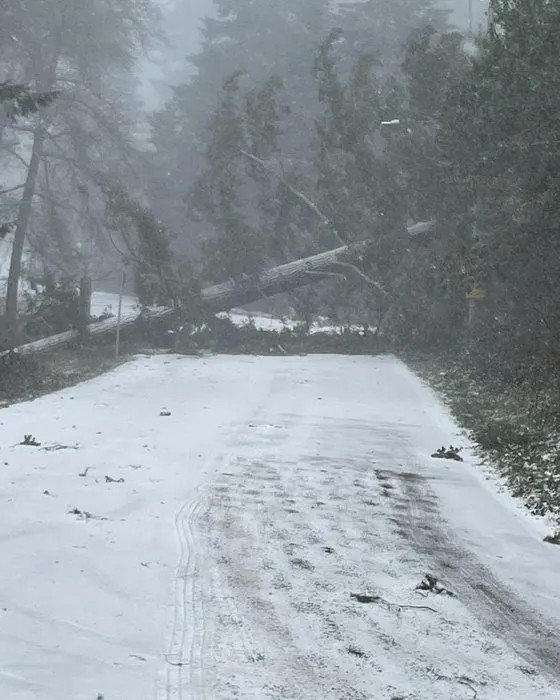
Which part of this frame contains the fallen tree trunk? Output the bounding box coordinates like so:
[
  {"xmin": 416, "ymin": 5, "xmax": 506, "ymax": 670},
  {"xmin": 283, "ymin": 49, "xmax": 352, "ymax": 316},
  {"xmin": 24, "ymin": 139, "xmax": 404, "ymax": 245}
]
[
  {"xmin": 201, "ymin": 240, "xmax": 371, "ymax": 312},
  {"xmin": 200, "ymin": 218, "xmax": 437, "ymax": 311},
  {"xmin": 4, "ymin": 221, "xmax": 436, "ymax": 357},
  {"xmin": 0, "ymin": 306, "xmax": 171, "ymax": 357},
  {"xmin": 4, "ymin": 240, "xmax": 371, "ymax": 356}
]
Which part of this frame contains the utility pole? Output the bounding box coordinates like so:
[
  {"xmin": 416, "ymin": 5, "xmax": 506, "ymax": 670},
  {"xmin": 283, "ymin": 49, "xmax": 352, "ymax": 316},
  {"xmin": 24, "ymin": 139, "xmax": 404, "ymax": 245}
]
[{"xmin": 468, "ymin": 0, "xmax": 473, "ymax": 36}]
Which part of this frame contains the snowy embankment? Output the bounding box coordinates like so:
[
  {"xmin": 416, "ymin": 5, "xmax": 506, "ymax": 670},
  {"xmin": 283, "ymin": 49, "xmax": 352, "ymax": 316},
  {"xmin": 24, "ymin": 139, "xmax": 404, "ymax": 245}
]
[
  {"xmin": 89, "ymin": 291, "xmax": 140, "ymax": 320},
  {"xmin": 220, "ymin": 308, "xmax": 368, "ymax": 335},
  {"xmin": 1, "ymin": 354, "xmax": 559, "ymax": 699}
]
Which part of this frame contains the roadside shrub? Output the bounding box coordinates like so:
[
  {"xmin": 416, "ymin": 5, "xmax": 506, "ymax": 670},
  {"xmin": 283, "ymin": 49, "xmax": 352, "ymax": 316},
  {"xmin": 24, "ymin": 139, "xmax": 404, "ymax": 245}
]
[{"xmin": 23, "ymin": 274, "xmax": 81, "ymax": 339}]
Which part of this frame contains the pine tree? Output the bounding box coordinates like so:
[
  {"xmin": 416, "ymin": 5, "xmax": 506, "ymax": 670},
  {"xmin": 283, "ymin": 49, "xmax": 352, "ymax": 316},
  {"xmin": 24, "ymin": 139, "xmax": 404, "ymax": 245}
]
[
  {"xmin": 0, "ymin": 0, "xmax": 160, "ymax": 346},
  {"xmin": 189, "ymin": 72, "xmax": 285, "ymax": 282},
  {"xmin": 438, "ymin": 0, "xmax": 560, "ymax": 378},
  {"xmin": 148, "ymin": 0, "xmax": 331, "ymax": 248}
]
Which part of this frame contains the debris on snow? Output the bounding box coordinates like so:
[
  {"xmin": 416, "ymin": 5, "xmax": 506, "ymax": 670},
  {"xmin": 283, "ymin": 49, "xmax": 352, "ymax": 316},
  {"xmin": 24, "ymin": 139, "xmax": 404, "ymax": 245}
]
[
  {"xmin": 416, "ymin": 573, "xmax": 454, "ymax": 596},
  {"xmin": 68, "ymin": 507, "xmax": 107, "ymax": 521},
  {"xmin": 431, "ymin": 445, "xmax": 463, "ymax": 461},
  {"xmin": 105, "ymin": 475, "xmax": 125, "ymax": 484},
  {"xmin": 350, "ymin": 592, "xmax": 438, "ymax": 613},
  {"xmin": 290, "ymin": 558, "xmax": 315, "ymax": 571},
  {"xmin": 347, "ymin": 644, "xmax": 367, "ymax": 657},
  {"xmin": 41, "ymin": 443, "xmax": 79, "ymax": 452},
  {"xmin": 516, "ymin": 665, "xmax": 537, "ymax": 676},
  {"xmin": 19, "ymin": 434, "xmax": 41, "ymax": 447},
  {"xmin": 350, "ymin": 592, "xmax": 382, "ymax": 604}
]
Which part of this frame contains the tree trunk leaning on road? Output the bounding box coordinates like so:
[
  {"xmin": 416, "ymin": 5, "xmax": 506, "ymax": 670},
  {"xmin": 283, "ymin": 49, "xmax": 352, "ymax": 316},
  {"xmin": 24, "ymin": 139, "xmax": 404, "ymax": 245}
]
[
  {"xmin": 3, "ymin": 220, "xmax": 437, "ymax": 355},
  {"xmin": 200, "ymin": 220, "xmax": 436, "ymax": 312},
  {"xmin": 200, "ymin": 241, "xmax": 372, "ymax": 312}
]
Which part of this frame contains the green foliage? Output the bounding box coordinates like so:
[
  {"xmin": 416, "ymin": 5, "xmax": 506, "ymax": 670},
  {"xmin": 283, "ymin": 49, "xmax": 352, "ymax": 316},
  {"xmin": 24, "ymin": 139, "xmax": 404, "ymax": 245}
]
[
  {"xmin": 0, "ymin": 352, "xmax": 56, "ymax": 401},
  {"xmin": 311, "ymin": 30, "xmax": 409, "ymax": 326},
  {"xmin": 412, "ymin": 353, "xmax": 560, "ymax": 523},
  {"xmin": 375, "ymin": 26, "xmax": 471, "ymax": 348},
  {"xmin": 0, "ymin": 221, "xmax": 14, "ymax": 238},
  {"xmin": 147, "ymin": 0, "xmax": 447, "ymax": 249},
  {"xmin": 23, "ymin": 274, "xmax": 81, "ymax": 337},
  {"xmin": 0, "ymin": 82, "xmax": 58, "ymax": 120},
  {"xmin": 189, "ymin": 73, "xmax": 286, "ymax": 282},
  {"xmin": 0, "ymin": 0, "xmax": 161, "ymax": 340},
  {"xmin": 2, "ymin": 0, "xmax": 159, "ymax": 71},
  {"xmin": 436, "ymin": 0, "xmax": 560, "ymax": 384},
  {"xmin": 104, "ymin": 185, "xmax": 202, "ymax": 311},
  {"xmin": 173, "ymin": 314, "xmax": 384, "ymax": 356}
]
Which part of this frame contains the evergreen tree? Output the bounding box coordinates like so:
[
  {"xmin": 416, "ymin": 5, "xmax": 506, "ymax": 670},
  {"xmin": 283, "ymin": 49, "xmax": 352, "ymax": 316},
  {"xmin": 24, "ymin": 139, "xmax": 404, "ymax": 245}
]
[
  {"xmin": 148, "ymin": 0, "xmax": 447, "ymax": 255},
  {"xmin": 438, "ymin": 0, "xmax": 560, "ymax": 381},
  {"xmin": 334, "ymin": 0, "xmax": 448, "ymax": 74},
  {"xmin": 189, "ymin": 72, "xmax": 285, "ymax": 282},
  {"xmin": 148, "ymin": 0, "xmax": 331, "ymax": 249}
]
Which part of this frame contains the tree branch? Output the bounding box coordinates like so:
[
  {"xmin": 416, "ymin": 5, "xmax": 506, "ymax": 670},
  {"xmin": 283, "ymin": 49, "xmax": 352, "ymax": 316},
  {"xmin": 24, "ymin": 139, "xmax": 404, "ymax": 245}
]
[
  {"xmin": 239, "ymin": 149, "xmax": 346, "ymax": 246},
  {"xmin": 331, "ymin": 261, "xmax": 388, "ymax": 296},
  {"xmin": 2, "ymin": 144, "xmax": 31, "ymax": 169},
  {"xmin": 304, "ymin": 270, "xmax": 346, "ymax": 278},
  {"xmin": 0, "ymin": 183, "xmax": 25, "ymax": 196}
]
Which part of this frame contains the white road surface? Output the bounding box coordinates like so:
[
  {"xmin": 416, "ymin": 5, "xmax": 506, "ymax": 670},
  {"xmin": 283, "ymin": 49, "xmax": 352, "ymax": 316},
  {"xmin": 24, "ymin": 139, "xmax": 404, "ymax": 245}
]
[{"xmin": 0, "ymin": 354, "xmax": 559, "ymax": 699}]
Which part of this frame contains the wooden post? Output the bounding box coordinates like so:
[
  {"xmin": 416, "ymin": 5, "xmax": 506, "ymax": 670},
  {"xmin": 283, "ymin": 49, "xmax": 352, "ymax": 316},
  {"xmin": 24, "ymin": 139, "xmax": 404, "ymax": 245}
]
[
  {"xmin": 467, "ymin": 284, "xmax": 485, "ymax": 336},
  {"xmin": 78, "ymin": 275, "xmax": 92, "ymax": 344},
  {"xmin": 115, "ymin": 269, "xmax": 126, "ymax": 359}
]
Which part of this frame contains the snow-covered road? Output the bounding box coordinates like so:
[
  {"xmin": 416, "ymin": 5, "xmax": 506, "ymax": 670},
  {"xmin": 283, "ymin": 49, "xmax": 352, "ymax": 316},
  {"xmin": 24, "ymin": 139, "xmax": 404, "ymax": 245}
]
[{"xmin": 1, "ymin": 354, "xmax": 559, "ymax": 699}]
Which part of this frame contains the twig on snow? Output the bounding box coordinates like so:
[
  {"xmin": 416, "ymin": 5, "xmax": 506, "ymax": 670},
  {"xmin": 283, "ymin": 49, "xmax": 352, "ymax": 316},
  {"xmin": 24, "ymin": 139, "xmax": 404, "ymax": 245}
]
[
  {"xmin": 350, "ymin": 592, "xmax": 438, "ymax": 613},
  {"xmin": 458, "ymin": 677, "xmax": 478, "ymax": 699},
  {"xmin": 164, "ymin": 654, "xmax": 185, "ymax": 667}
]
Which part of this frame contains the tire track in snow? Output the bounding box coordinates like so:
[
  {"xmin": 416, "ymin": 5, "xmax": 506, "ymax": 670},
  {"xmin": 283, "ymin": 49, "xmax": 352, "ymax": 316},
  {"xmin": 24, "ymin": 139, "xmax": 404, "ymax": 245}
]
[
  {"xmin": 383, "ymin": 467, "xmax": 560, "ymax": 683},
  {"xmin": 164, "ymin": 496, "xmax": 206, "ymax": 700},
  {"xmin": 201, "ymin": 454, "xmax": 386, "ymax": 699},
  {"xmin": 161, "ymin": 392, "xmax": 284, "ymax": 700}
]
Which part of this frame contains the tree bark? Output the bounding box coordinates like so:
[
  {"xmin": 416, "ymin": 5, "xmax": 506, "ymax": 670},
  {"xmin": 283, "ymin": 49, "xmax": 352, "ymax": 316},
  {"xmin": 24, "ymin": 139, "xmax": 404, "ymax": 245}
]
[
  {"xmin": 199, "ymin": 219, "xmax": 436, "ymax": 312},
  {"xmin": 200, "ymin": 241, "xmax": 371, "ymax": 312},
  {"xmin": 3, "ymin": 124, "xmax": 46, "ymax": 346}
]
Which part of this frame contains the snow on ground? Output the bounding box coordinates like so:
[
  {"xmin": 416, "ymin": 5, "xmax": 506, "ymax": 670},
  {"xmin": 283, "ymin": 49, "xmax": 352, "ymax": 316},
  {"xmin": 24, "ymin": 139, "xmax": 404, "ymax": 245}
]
[
  {"xmin": 1, "ymin": 354, "xmax": 560, "ymax": 699},
  {"xmin": 89, "ymin": 291, "xmax": 363, "ymax": 335},
  {"xmin": 221, "ymin": 309, "xmax": 367, "ymax": 335},
  {"xmin": 90, "ymin": 291, "xmax": 140, "ymax": 321}
]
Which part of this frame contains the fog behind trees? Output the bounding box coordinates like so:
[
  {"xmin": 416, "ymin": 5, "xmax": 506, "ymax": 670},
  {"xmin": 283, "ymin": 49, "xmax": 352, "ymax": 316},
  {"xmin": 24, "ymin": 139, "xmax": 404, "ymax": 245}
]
[{"xmin": 139, "ymin": 1, "xmax": 489, "ymax": 110}]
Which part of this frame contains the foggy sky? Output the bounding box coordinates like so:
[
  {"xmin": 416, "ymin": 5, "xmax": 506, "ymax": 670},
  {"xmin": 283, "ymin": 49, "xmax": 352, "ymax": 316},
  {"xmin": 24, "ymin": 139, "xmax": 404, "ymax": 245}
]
[{"xmin": 138, "ymin": 0, "xmax": 489, "ymax": 111}]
